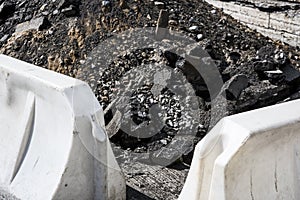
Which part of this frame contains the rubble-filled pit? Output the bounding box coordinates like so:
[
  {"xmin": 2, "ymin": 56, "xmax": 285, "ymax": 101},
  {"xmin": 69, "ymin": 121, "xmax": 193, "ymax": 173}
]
[{"xmin": 1, "ymin": 0, "xmax": 300, "ymax": 199}]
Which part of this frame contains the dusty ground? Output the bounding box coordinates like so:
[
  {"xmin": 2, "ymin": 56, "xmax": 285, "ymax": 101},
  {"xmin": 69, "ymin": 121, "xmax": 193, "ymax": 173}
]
[{"xmin": 1, "ymin": 0, "xmax": 300, "ymax": 199}]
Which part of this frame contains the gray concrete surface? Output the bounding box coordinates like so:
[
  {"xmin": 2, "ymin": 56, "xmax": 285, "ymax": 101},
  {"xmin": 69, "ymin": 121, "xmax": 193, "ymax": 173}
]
[{"xmin": 205, "ymin": 0, "xmax": 300, "ymax": 47}]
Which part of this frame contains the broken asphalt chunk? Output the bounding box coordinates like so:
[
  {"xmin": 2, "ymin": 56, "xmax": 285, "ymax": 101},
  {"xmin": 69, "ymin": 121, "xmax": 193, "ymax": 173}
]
[
  {"xmin": 223, "ymin": 74, "xmax": 249, "ymax": 100},
  {"xmin": 0, "ymin": 1, "xmax": 15, "ymax": 21},
  {"xmin": 281, "ymin": 64, "xmax": 300, "ymax": 85}
]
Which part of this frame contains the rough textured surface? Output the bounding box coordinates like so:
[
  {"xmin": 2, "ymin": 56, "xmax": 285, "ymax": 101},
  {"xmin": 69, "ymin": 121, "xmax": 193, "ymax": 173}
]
[
  {"xmin": 0, "ymin": 0, "xmax": 300, "ymax": 199},
  {"xmin": 0, "ymin": 189, "xmax": 19, "ymax": 200},
  {"xmin": 206, "ymin": 0, "xmax": 300, "ymax": 46}
]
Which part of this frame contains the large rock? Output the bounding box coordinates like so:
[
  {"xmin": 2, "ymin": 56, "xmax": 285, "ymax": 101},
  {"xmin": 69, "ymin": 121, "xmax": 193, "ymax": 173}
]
[
  {"xmin": 58, "ymin": 0, "xmax": 81, "ymax": 9},
  {"xmin": 14, "ymin": 17, "xmax": 50, "ymax": 37}
]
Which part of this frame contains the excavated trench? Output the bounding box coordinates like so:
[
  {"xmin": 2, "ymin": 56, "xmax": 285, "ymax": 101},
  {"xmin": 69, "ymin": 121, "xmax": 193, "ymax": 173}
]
[{"xmin": 1, "ymin": 0, "xmax": 300, "ymax": 199}]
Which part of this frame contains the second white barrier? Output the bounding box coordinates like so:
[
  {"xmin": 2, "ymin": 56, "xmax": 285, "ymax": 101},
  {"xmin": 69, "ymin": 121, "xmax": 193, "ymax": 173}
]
[{"xmin": 180, "ymin": 99, "xmax": 300, "ymax": 200}]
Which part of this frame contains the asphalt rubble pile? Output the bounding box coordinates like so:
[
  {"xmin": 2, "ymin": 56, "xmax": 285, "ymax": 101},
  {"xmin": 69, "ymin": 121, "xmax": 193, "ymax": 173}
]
[{"xmin": 1, "ymin": 0, "xmax": 300, "ymax": 199}]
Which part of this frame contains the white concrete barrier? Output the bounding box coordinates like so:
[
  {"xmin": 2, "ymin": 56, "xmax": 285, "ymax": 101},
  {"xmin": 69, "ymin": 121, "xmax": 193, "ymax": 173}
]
[
  {"xmin": 0, "ymin": 55, "xmax": 125, "ymax": 200},
  {"xmin": 179, "ymin": 99, "xmax": 300, "ymax": 200}
]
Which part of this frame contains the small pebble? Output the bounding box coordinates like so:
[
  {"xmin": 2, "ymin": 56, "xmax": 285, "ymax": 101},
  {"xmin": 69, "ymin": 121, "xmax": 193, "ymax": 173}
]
[
  {"xmin": 53, "ymin": 10, "xmax": 59, "ymax": 15},
  {"xmin": 102, "ymin": 0, "xmax": 110, "ymax": 6},
  {"xmin": 197, "ymin": 34, "xmax": 203, "ymax": 40},
  {"xmin": 154, "ymin": 1, "xmax": 165, "ymax": 9},
  {"xmin": 0, "ymin": 34, "xmax": 9, "ymax": 42},
  {"xmin": 188, "ymin": 25, "xmax": 198, "ymax": 31},
  {"xmin": 40, "ymin": 4, "xmax": 47, "ymax": 11},
  {"xmin": 160, "ymin": 139, "xmax": 167, "ymax": 145}
]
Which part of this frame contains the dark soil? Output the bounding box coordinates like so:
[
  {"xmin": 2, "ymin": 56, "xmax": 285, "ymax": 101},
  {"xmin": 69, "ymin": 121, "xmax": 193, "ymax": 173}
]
[{"xmin": 1, "ymin": 0, "xmax": 300, "ymax": 199}]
